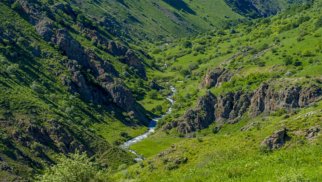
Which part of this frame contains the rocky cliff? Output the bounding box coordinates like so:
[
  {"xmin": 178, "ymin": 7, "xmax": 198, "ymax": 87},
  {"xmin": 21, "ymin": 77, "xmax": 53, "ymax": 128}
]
[{"xmin": 170, "ymin": 79, "xmax": 321, "ymax": 134}]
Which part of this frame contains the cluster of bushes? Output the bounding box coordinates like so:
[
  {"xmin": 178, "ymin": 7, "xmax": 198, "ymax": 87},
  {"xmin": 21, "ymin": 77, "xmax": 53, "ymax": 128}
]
[{"xmin": 37, "ymin": 152, "xmax": 110, "ymax": 182}]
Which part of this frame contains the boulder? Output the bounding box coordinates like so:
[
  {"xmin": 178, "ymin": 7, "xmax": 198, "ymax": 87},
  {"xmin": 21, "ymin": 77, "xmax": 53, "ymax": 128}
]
[
  {"xmin": 261, "ymin": 128, "xmax": 290, "ymax": 151},
  {"xmin": 306, "ymin": 126, "xmax": 320, "ymax": 140}
]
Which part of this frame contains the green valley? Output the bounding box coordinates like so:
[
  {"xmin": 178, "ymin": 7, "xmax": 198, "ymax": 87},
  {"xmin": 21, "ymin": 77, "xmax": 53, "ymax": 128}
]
[{"xmin": 0, "ymin": 0, "xmax": 321, "ymax": 181}]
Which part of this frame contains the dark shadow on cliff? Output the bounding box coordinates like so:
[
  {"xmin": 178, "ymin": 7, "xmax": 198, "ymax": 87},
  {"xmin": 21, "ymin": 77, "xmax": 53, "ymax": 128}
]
[{"xmin": 163, "ymin": 0, "xmax": 196, "ymax": 15}]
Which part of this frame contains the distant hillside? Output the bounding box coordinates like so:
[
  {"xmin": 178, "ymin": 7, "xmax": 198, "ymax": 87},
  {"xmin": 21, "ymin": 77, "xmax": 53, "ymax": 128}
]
[
  {"xmin": 71, "ymin": 0, "xmax": 243, "ymax": 41},
  {"xmin": 225, "ymin": 0, "xmax": 312, "ymax": 18},
  {"xmin": 72, "ymin": 0, "xmax": 310, "ymax": 41}
]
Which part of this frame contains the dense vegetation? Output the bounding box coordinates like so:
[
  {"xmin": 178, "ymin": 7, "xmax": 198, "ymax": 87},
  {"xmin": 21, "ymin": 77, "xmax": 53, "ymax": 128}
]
[{"xmin": 0, "ymin": 0, "xmax": 321, "ymax": 181}]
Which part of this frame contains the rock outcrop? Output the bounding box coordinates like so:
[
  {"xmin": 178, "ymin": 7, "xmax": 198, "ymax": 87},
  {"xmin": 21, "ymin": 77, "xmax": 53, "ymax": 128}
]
[
  {"xmin": 306, "ymin": 126, "xmax": 320, "ymax": 140},
  {"xmin": 202, "ymin": 68, "xmax": 233, "ymax": 88},
  {"xmin": 120, "ymin": 50, "xmax": 146, "ymax": 78},
  {"xmin": 10, "ymin": 119, "xmax": 92, "ymax": 154},
  {"xmin": 172, "ymin": 81, "xmax": 321, "ymax": 134},
  {"xmin": 35, "ymin": 18, "xmax": 54, "ymax": 41},
  {"xmin": 250, "ymin": 83, "xmax": 322, "ymax": 117},
  {"xmin": 215, "ymin": 91, "xmax": 251, "ymax": 122},
  {"xmin": 260, "ymin": 128, "xmax": 290, "ymax": 151},
  {"xmin": 175, "ymin": 91, "xmax": 216, "ymax": 134},
  {"xmin": 106, "ymin": 41, "xmax": 147, "ymax": 78},
  {"xmin": 107, "ymin": 41, "xmax": 128, "ymax": 56}
]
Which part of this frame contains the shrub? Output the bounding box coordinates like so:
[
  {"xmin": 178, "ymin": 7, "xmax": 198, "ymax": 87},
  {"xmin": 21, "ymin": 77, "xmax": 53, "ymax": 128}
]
[
  {"xmin": 193, "ymin": 45, "xmax": 205, "ymax": 53},
  {"xmin": 152, "ymin": 105, "xmax": 163, "ymax": 115},
  {"xmin": 182, "ymin": 40, "xmax": 192, "ymax": 48},
  {"xmin": 37, "ymin": 152, "xmax": 109, "ymax": 182},
  {"xmin": 315, "ymin": 16, "xmax": 322, "ymax": 29},
  {"xmin": 188, "ymin": 63, "xmax": 199, "ymax": 71},
  {"xmin": 283, "ymin": 56, "xmax": 293, "ymax": 66},
  {"xmin": 30, "ymin": 81, "xmax": 44, "ymax": 94},
  {"xmin": 6, "ymin": 64, "xmax": 19, "ymax": 76},
  {"xmin": 180, "ymin": 69, "xmax": 190, "ymax": 77},
  {"xmin": 293, "ymin": 60, "xmax": 302, "ymax": 67},
  {"xmin": 152, "ymin": 48, "xmax": 161, "ymax": 54},
  {"xmin": 149, "ymin": 90, "xmax": 158, "ymax": 99},
  {"xmin": 257, "ymin": 61, "xmax": 266, "ymax": 67}
]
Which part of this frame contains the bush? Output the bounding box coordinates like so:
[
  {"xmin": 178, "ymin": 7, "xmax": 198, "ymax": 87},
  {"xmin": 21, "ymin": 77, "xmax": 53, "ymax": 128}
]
[
  {"xmin": 193, "ymin": 45, "xmax": 205, "ymax": 53},
  {"xmin": 30, "ymin": 81, "xmax": 44, "ymax": 94},
  {"xmin": 315, "ymin": 16, "xmax": 322, "ymax": 29},
  {"xmin": 180, "ymin": 69, "xmax": 190, "ymax": 77},
  {"xmin": 257, "ymin": 61, "xmax": 266, "ymax": 67},
  {"xmin": 283, "ymin": 56, "xmax": 293, "ymax": 66},
  {"xmin": 152, "ymin": 105, "xmax": 163, "ymax": 115},
  {"xmin": 188, "ymin": 63, "xmax": 199, "ymax": 71},
  {"xmin": 149, "ymin": 90, "xmax": 158, "ymax": 99},
  {"xmin": 182, "ymin": 41, "xmax": 192, "ymax": 48},
  {"xmin": 37, "ymin": 152, "xmax": 109, "ymax": 182},
  {"xmin": 293, "ymin": 60, "xmax": 302, "ymax": 67},
  {"xmin": 6, "ymin": 64, "xmax": 19, "ymax": 76}
]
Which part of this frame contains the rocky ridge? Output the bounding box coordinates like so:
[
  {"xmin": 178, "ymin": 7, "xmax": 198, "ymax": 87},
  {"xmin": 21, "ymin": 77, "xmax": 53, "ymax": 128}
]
[{"xmin": 167, "ymin": 69, "xmax": 322, "ymax": 134}]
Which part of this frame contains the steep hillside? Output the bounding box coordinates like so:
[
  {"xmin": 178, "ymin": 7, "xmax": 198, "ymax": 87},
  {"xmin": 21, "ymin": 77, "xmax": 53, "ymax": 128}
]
[
  {"xmin": 72, "ymin": 0, "xmax": 310, "ymax": 41},
  {"xmin": 71, "ymin": 0, "xmax": 243, "ymax": 41}
]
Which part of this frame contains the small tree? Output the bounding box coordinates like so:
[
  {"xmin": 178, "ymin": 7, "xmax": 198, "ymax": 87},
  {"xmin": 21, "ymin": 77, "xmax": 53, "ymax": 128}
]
[
  {"xmin": 315, "ymin": 16, "xmax": 322, "ymax": 29},
  {"xmin": 182, "ymin": 40, "xmax": 192, "ymax": 48},
  {"xmin": 149, "ymin": 90, "xmax": 158, "ymax": 99}
]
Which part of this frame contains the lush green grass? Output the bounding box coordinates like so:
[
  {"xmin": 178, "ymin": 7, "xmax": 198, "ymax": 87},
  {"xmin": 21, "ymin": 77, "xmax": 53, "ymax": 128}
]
[{"xmin": 130, "ymin": 132, "xmax": 182, "ymax": 158}]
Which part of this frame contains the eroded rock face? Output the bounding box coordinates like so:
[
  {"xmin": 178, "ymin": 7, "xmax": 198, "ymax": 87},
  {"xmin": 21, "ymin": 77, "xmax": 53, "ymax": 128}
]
[
  {"xmin": 16, "ymin": 0, "xmax": 43, "ymax": 24},
  {"xmin": 107, "ymin": 41, "xmax": 128, "ymax": 56},
  {"xmin": 250, "ymin": 83, "xmax": 322, "ymax": 117},
  {"xmin": 215, "ymin": 91, "xmax": 251, "ymax": 122},
  {"xmin": 120, "ymin": 50, "xmax": 146, "ymax": 79},
  {"xmin": 260, "ymin": 128, "xmax": 290, "ymax": 151},
  {"xmin": 202, "ymin": 68, "xmax": 232, "ymax": 88},
  {"xmin": 106, "ymin": 83, "xmax": 135, "ymax": 112},
  {"xmin": 11, "ymin": 120, "xmax": 89, "ymax": 154},
  {"xmin": 177, "ymin": 91, "xmax": 216, "ymax": 134},
  {"xmin": 35, "ymin": 18, "xmax": 54, "ymax": 41},
  {"xmin": 173, "ymin": 81, "xmax": 321, "ymax": 134}
]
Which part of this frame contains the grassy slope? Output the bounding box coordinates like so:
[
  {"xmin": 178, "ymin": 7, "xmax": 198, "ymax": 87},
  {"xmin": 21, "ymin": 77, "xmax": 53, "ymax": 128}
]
[
  {"xmin": 72, "ymin": 0, "xmax": 242, "ymax": 40},
  {"xmin": 113, "ymin": 1, "xmax": 322, "ymax": 181}
]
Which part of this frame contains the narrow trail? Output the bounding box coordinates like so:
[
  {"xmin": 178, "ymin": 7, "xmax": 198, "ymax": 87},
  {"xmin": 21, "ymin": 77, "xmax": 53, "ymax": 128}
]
[{"xmin": 120, "ymin": 86, "xmax": 176, "ymax": 161}]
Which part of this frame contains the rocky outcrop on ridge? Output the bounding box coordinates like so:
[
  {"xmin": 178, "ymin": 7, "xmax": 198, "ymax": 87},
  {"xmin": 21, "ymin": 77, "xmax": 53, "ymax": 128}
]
[{"xmin": 171, "ymin": 81, "xmax": 321, "ymax": 134}]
